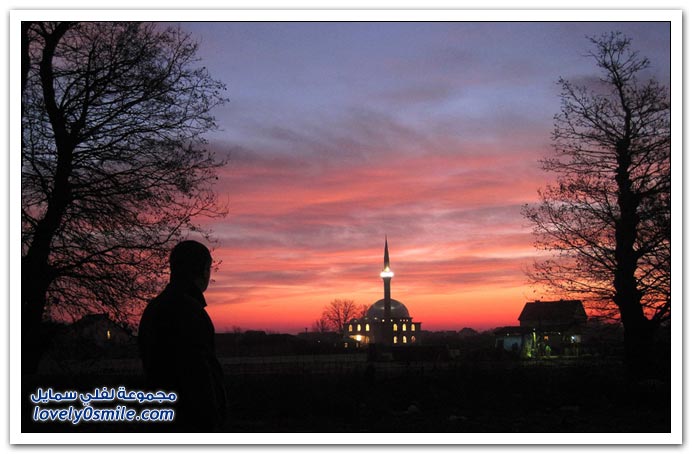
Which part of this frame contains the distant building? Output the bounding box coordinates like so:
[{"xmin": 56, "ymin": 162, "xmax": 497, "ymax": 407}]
[
  {"xmin": 345, "ymin": 238, "xmax": 422, "ymax": 347},
  {"xmin": 495, "ymin": 300, "xmax": 587, "ymax": 357},
  {"xmin": 45, "ymin": 313, "xmax": 136, "ymax": 361},
  {"xmin": 458, "ymin": 327, "xmax": 479, "ymax": 338},
  {"xmin": 519, "ymin": 299, "xmax": 587, "ymax": 329},
  {"xmin": 65, "ymin": 313, "xmax": 133, "ymax": 347},
  {"xmin": 493, "ymin": 326, "xmax": 534, "ymax": 357}
]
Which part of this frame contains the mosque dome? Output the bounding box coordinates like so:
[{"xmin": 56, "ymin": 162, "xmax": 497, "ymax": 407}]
[{"xmin": 366, "ymin": 298, "xmax": 410, "ymax": 319}]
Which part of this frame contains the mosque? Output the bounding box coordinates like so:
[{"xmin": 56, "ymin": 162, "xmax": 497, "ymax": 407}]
[{"xmin": 345, "ymin": 238, "xmax": 422, "ymax": 346}]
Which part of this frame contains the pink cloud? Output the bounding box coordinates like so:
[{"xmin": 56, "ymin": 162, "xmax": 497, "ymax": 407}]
[{"xmin": 192, "ymin": 120, "xmax": 558, "ymax": 332}]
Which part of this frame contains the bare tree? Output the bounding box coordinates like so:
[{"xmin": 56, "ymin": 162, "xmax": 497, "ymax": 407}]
[
  {"xmin": 311, "ymin": 318, "xmax": 331, "ymax": 333},
  {"xmin": 21, "ymin": 22, "xmax": 227, "ymax": 372},
  {"xmin": 523, "ymin": 32, "xmax": 670, "ymax": 375},
  {"xmin": 320, "ymin": 299, "xmax": 363, "ymax": 333}
]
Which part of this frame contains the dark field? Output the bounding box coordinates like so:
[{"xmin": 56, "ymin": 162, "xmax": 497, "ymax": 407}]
[{"xmin": 22, "ymin": 355, "xmax": 670, "ymax": 433}]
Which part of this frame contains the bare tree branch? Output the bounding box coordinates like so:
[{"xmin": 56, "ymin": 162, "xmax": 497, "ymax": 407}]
[
  {"xmin": 21, "ymin": 22, "xmax": 228, "ymax": 371},
  {"xmin": 523, "ymin": 32, "xmax": 670, "ymax": 374}
]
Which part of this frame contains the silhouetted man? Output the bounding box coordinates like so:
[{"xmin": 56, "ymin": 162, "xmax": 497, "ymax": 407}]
[{"xmin": 138, "ymin": 240, "xmax": 226, "ymax": 432}]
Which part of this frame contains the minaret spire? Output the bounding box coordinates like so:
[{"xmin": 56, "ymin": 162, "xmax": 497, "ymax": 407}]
[
  {"xmin": 384, "ymin": 235, "xmax": 390, "ymax": 270},
  {"xmin": 380, "ymin": 236, "xmax": 393, "ymax": 321}
]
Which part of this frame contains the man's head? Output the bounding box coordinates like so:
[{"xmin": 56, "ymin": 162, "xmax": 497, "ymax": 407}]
[{"xmin": 169, "ymin": 240, "xmax": 212, "ymax": 292}]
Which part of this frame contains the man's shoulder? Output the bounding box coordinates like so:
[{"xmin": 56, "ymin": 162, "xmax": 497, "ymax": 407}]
[
  {"xmin": 140, "ymin": 291, "xmax": 189, "ymax": 338},
  {"xmin": 146, "ymin": 286, "xmax": 203, "ymax": 317}
]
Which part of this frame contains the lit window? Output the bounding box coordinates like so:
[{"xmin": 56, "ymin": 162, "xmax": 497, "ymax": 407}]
[
  {"xmin": 107, "ymin": 330, "xmax": 111, "ymax": 340},
  {"xmin": 393, "ymin": 336, "xmax": 398, "ymax": 344},
  {"xmin": 365, "ymin": 324, "xmax": 370, "ymax": 332},
  {"xmin": 349, "ymin": 325, "xmax": 353, "ymax": 332},
  {"xmin": 403, "ymin": 336, "xmax": 407, "ymax": 344},
  {"xmin": 402, "ymin": 324, "xmax": 407, "ymax": 332},
  {"xmin": 356, "ymin": 335, "xmax": 362, "ymax": 342},
  {"xmin": 393, "ymin": 324, "xmax": 398, "ymax": 331},
  {"xmin": 344, "ymin": 343, "xmax": 348, "ymax": 348},
  {"xmin": 411, "ymin": 336, "xmax": 416, "ymax": 343},
  {"xmin": 411, "ymin": 324, "xmax": 416, "ymax": 332},
  {"xmin": 357, "ymin": 324, "xmax": 361, "ymax": 331}
]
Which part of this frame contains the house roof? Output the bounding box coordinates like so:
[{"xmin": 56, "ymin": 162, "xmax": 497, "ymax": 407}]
[
  {"xmin": 70, "ymin": 313, "xmax": 133, "ymax": 335},
  {"xmin": 518, "ymin": 300, "xmax": 587, "ymax": 323}
]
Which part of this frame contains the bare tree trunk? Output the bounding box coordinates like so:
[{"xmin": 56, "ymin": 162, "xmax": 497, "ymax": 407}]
[
  {"xmin": 21, "ymin": 263, "xmax": 52, "ymax": 373},
  {"xmin": 21, "ymin": 23, "xmax": 73, "ymax": 374},
  {"xmin": 613, "ymin": 138, "xmax": 655, "ymax": 378}
]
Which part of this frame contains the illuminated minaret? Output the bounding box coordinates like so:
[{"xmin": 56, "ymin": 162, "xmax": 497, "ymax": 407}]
[{"xmin": 379, "ymin": 237, "xmax": 394, "ymax": 320}]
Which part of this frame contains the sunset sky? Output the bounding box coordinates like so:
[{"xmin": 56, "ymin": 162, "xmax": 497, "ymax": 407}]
[{"xmin": 178, "ymin": 21, "xmax": 671, "ymax": 334}]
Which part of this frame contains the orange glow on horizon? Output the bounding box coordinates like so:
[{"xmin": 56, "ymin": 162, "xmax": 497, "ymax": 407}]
[{"xmin": 203, "ymin": 240, "xmax": 545, "ymax": 334}]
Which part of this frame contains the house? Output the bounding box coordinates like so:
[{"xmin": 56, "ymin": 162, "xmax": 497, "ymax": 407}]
[
  {"xmin": 493, "ymin": 326, "xmax": 534, "ymax": 357},
  {"xmin": 495, "ymin": 300, "xmax": 587, "ymax": 358},
  {"xmin": 47, "ymin": 313, "xmax": 136, "ymax": 360},
  {"xmin": 66, "ymin": 313, "xmax": 134, "ymax": 346}
]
